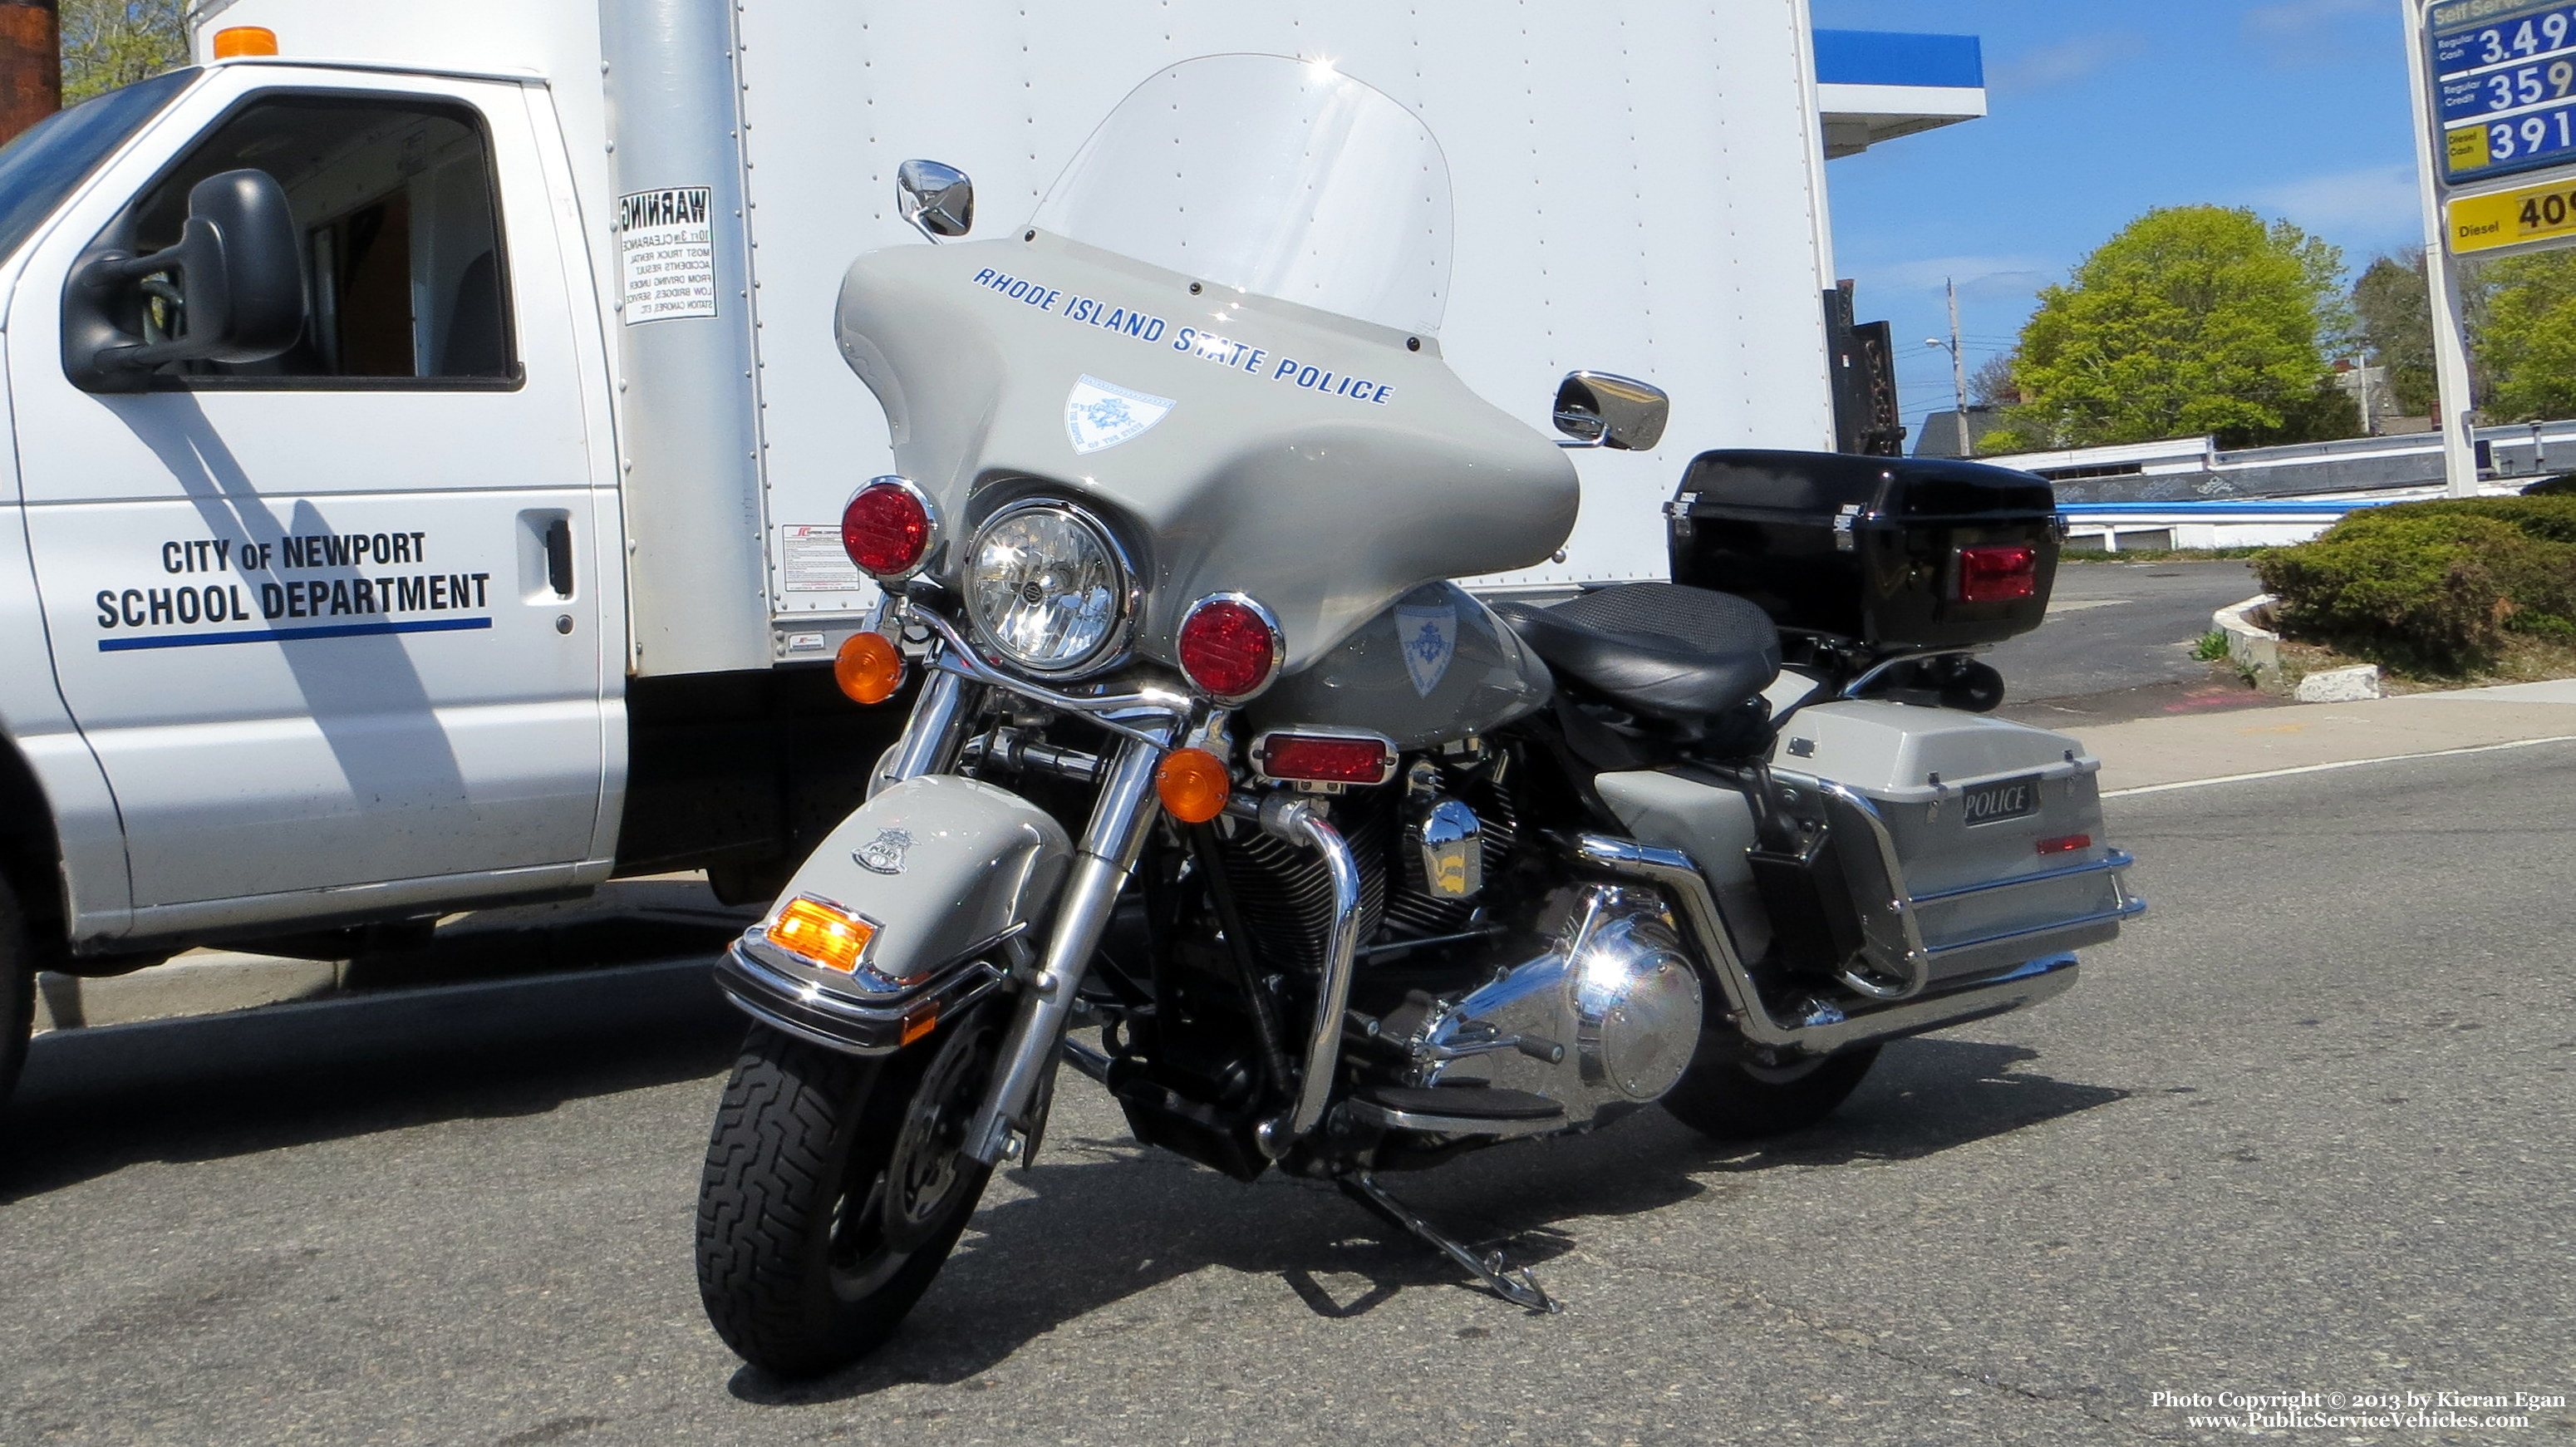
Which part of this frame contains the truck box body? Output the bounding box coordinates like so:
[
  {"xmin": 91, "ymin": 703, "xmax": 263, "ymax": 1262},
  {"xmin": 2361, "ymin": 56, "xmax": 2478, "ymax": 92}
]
[
  {"xmin": 192, "ymin": 0, "xmax": 1851, "ymax": 622},
  {"xmin": 0, "ymin": 0, "xmax": 1866, "ymax": 956}
]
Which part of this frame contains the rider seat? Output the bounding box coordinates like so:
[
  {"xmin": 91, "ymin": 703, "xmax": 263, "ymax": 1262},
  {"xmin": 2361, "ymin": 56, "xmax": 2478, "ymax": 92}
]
[{"xmin": 1492, "ymin": 583, "xmax": 1781, "ymax": 722}]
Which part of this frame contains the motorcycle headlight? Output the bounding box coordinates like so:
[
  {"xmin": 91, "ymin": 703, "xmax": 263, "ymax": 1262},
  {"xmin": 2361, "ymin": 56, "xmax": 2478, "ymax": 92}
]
[{"xmin": 963, "ymin": 500, "xmax": 1132, "ymax": 675}]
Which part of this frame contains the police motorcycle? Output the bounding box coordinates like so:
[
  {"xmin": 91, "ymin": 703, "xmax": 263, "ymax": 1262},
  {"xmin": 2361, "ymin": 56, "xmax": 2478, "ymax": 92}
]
[{"xmin": 694, "ymin": 55, "xmax": 2143, "ymax": 1376}]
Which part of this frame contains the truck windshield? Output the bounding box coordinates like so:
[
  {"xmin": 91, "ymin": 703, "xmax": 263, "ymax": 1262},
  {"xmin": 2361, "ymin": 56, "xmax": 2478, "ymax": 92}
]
[
  {"xmin": 0, "ymin": 68, "xmax": 197, "ymax": 263},
  {"xmin": 1030, "ymin": 54, "xmax": 1452, "ymax": 337}
]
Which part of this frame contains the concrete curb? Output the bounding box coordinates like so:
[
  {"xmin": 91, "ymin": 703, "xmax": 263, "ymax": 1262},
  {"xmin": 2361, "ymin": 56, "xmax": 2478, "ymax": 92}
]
[
  {"xmin": 34, "ymin": 951, "xmax": 342, "ymax": 1033},
  {"xmin": 2211, "ymin": 593, "xmax": 2280, "ymax": 679},
  {"xmin": 16, "ymin": 955, "xmax": 733, "ymax": 1106}
]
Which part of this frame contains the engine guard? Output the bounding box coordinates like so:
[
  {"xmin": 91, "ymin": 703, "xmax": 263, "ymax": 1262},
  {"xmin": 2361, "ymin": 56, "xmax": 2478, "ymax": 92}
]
[{"xmin": 713, "ymin": 775, "xmax": 1072, "ymax": 1056}]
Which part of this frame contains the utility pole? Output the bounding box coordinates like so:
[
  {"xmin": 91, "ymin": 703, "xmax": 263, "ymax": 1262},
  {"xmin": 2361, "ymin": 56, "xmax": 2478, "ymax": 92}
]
[
  {"xmin": 0, "ymin": 0, "xmax": 57, "ymax": 149},
  {"xmin": 1923, "ymin": 278, "xmax": 1972, "ymax": 455},
  {"xmin": 1945, "ymin": 276, "xmax": 1968, "ymax": 418}
]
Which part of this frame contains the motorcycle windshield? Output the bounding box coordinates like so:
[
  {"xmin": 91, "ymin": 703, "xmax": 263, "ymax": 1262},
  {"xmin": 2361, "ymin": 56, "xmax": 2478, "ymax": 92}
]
[{"xmin": 1030, "ymin": 55, "xmax": 1451, "ymax": 337}]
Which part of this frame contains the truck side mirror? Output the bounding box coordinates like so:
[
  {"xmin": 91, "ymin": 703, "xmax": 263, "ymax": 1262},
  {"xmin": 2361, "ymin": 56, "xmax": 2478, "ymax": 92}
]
[
  {"xmin": 895, "ymin": 159, "xmax": 973, "ymax": 242},
  {"xmin": 64, "ymin": 168, "xmax": 307, "ymax": 392},
  {"xmin": 1552, "ymin": 371, "xmax": 1670, "ymax": 451}
]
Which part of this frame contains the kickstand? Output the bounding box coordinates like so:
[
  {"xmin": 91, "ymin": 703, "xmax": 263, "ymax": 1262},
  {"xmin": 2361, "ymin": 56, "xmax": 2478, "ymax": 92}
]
[{"xmin": 1337, "ymin": 1171, "xmax": 1564, "ymax": 1314}]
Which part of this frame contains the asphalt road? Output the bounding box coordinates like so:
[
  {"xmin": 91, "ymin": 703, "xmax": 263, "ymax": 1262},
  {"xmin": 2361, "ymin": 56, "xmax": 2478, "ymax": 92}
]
[
  {"xmin": 5, "ymin": 743, "xmax": 2574, "ymax": 1446},
  {"xmin": 1989, "ymin": 560, "xmax": 2267, "ymax": 723}
]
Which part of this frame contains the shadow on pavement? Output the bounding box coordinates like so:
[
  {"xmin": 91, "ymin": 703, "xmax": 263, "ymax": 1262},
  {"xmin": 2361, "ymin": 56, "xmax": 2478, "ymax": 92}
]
[
  {"xmin": 0, "ymin": 957, "xmax": 746, "ymax": 1202},
  {"xmin": 730, "ymin": 1036, "xmax": 2128, "ymax": 1405}
]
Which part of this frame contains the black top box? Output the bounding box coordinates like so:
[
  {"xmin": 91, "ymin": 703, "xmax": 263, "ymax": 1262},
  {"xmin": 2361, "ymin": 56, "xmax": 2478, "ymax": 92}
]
[{"xmin": 1668, "ymin": 450, "xmax": 2061, "ymax": 651}]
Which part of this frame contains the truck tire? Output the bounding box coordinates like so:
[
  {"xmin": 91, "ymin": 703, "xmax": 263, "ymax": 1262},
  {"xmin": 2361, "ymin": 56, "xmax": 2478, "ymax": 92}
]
[
  {"xmin": 0, "ymin": 880, "xmax": 33, "ymax": 1114},
  {"xmin": 696, "ymin": 1008, "xmax": 999, "ymax": 1377},
  {"xmin": 1659, "ymin": 1034, "xmax": 1880, "ymax": 1140}
]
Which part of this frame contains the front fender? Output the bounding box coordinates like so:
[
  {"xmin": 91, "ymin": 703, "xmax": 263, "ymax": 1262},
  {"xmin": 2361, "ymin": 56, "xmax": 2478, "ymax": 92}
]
[{"xmin": 713, "ymin": 775, "xmax": 1071, "ymax": 1054}]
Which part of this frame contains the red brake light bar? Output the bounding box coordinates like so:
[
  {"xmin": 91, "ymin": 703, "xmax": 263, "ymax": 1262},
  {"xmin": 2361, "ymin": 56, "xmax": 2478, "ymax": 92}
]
[
  {"xmin": 1251, "ymin": 731, "xmax": 1397, "ymax": 786},
  {"xmin": 1958, "ymin": 544, "xmax": 2038, "ymax": 603}
]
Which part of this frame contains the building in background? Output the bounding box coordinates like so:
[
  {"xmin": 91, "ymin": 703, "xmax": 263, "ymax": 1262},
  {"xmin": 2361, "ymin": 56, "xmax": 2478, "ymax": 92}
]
[{"xmin": 1915, "ymin": 406, "xmax": 2005, "ymax": 459}]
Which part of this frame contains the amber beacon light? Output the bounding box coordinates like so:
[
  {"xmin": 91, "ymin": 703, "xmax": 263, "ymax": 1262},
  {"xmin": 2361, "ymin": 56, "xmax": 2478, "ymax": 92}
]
[
  {"xmin": 767, "ymin": 895, "xmax": 876, "ymax": 975},
  {"xmin": 834, "ymin": 631, "xmax": 904, "ymax": 705},
  {"xmin": 1154, "ymin": 747, "xmax": 1231, "ymax": 824},
  {"xmin": 213, "ymin": 27, "xmax": 278, "ymax": 58}
]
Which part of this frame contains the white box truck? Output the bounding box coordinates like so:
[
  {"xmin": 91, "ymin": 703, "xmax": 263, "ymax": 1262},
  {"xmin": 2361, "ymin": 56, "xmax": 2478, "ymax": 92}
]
[{"xmin": 0, "ymin": 0, "xmax": 1949, "ymax": 1099}]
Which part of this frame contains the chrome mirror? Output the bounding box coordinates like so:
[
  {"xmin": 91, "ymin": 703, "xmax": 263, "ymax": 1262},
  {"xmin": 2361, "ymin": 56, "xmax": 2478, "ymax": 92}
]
[
  {"xmin": 1552, "ymin": 371, "xmax": 1669, "ymax": 451},
  {"xmin": 895, "ymin": 159, "xmax": 974, "ymax": 242}
]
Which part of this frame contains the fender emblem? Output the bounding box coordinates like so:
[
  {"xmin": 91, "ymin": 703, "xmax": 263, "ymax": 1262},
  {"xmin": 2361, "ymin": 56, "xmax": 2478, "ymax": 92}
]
[{"xmin": 854, "ymin": 829, "xmax": 915, "ymax": 875}]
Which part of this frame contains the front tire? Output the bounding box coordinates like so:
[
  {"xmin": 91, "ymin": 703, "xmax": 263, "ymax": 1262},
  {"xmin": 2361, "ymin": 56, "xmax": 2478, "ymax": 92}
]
[
  {"xmin": 696, "ymin": 1009, "xmax": 1000, "ymax": 1376},
  {"xmin": 1659, "ymin": 1031, "xmax": 1880, "ymax": 1140}
]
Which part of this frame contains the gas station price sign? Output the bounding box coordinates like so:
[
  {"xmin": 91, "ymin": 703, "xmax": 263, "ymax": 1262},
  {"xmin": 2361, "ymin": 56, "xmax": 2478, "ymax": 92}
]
[{"xmin": 2431, "ymin": 0, "xmax": 2576, "ymax": 184}]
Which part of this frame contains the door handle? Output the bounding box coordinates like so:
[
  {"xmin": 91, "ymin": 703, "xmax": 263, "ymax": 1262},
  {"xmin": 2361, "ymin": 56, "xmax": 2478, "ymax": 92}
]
[{"xmin": 543, "ymin": 517, "xmax": 574, "ymax": 599}]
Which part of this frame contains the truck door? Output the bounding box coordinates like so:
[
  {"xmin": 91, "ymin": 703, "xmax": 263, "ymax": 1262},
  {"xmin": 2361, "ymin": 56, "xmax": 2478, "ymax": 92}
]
[{"xmin": 8, "ymin": 70, "xmax": 612, "ymax": 916}]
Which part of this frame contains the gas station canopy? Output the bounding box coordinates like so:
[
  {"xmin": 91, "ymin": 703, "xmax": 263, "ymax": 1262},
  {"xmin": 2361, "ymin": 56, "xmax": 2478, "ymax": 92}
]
[{"xmin": 1814, "ymin": 30, "xmax": 1986, "ymax": 159}]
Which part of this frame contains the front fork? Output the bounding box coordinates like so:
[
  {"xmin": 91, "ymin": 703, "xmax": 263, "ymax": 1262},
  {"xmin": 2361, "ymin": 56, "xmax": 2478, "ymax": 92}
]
[
  {"xmin": 959, "ymin": 736, "xmax": 1163, "ymax": 1166},
  {"xmin": 876, "ymin": 665, "xmax": 1168, "ymax": 1169}
]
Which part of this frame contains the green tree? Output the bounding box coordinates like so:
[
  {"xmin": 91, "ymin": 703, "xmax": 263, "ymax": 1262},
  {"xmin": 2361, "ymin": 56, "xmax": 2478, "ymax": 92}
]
[
  {"xmin": 2475, "ymin": 248, "xmax": 2576, "ymax": 421},
  {"xmin": 2350, "ymin": 252, "xmax": 2440, "ymax": 417},
  {"xmin": 60, "ymin": 0, "xmax": 185, "ymax": 106},
  {"xmin": 2349, "ymin": 249, "xmax": 2495, "ymax": 421},
  {"xmin": 1998, "ymin": 205, "xmax": 2358, "ymax": 450}
]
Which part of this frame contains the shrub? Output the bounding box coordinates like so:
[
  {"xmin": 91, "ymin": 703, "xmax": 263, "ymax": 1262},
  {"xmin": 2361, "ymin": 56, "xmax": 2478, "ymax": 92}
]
[
  {"xmin": 2523, "ymin": 472, "xmax": 2576, "ymax": 497},
  {"xmin": 2373, "ymin": 493, "xmax": 2576, "ymax": 544},
  {"xmin": 2254, "ymin": 506, "xmax": 2576, "ymax": 672}
]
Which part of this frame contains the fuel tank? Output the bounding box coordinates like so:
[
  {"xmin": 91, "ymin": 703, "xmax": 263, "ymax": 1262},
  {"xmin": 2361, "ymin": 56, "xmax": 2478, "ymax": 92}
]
[{"xmin": 1236, "ymin": 583, "xmax": 1552, "ymax": 749}]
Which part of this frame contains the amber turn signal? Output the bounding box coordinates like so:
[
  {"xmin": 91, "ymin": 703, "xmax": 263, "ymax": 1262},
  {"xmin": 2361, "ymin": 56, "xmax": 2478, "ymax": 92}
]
[
  {"xmin": 214, "ymin": 27, "xmax": 278, "ymax": 57},
  {"xmin": 834, "ymin": 631, "xmax": 904, "ymax": 705},
  {"xmin": 769, "ymin": 895, "xmax": 876, "ymax": 975},
  {"xmin": 1155, "ymin": 747, "xmax": 1231, "ymax": 824}
]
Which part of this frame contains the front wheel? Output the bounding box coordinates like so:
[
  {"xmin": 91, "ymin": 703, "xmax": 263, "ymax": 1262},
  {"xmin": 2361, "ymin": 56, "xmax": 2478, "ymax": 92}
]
[
  {"xmin": 1659, "ymin": 1031, "xmax": 1880, "ymax": 1140},
  {"xmin": 696, "ymin": 1007, "xmax": 1001, "ymax": 1376}
]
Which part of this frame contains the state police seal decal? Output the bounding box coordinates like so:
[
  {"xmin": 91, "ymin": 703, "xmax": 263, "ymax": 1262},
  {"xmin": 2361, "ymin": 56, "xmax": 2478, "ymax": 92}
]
[
  {"xmin": 1064, "ymin": 375, "xmax": 1176, "ymax": 455},
  {"xmin": 854, "ymin": 829, "xmax": 914, "ymax": 876}
]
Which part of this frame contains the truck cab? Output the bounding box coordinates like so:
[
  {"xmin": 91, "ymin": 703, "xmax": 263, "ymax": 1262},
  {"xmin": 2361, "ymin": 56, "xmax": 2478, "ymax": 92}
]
[{"xmin": 0, "ymin": 46, "xmax": 895, "ymax": 1103}]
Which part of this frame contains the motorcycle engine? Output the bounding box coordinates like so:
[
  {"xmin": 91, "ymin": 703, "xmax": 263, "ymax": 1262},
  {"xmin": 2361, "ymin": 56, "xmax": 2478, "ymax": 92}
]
[
  {"xmin": 1210, "ymin": 751, "xmax": 1519, "ymax": 974},
  {"xmin": 1402, "ymin": 884, "xmax": 1704, "ymax": 1129}
]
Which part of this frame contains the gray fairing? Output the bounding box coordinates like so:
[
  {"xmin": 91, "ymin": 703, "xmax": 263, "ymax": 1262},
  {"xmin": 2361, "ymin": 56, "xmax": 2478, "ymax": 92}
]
[
  {"xmin": 833, "ymin": 231, "xmax": 1581, "ymax": 676},
  {"xmin": 1240, "ymin": 583, "xmax": 1552, "ymax": 747}
]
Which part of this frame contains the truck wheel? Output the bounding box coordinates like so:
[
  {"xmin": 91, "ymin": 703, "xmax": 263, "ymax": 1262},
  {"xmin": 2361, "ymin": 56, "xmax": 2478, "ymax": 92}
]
[
  {"xmin": 1659, "ymin": 1033, "xmax": 1880, "ymax": 1140},
  {"xmin": 696, "ymin": 1007, "xmax": 1000, "ymax": 1377},
  {"xmin": 0, "ymin": 882, "xmax": 34, "ymax": 1114}
]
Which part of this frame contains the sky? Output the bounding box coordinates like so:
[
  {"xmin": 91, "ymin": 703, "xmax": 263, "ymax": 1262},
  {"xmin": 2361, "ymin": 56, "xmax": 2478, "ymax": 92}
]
[{"xmin": 1810, "ymin": 0, "xmax": 2422, "ymax": 444}]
